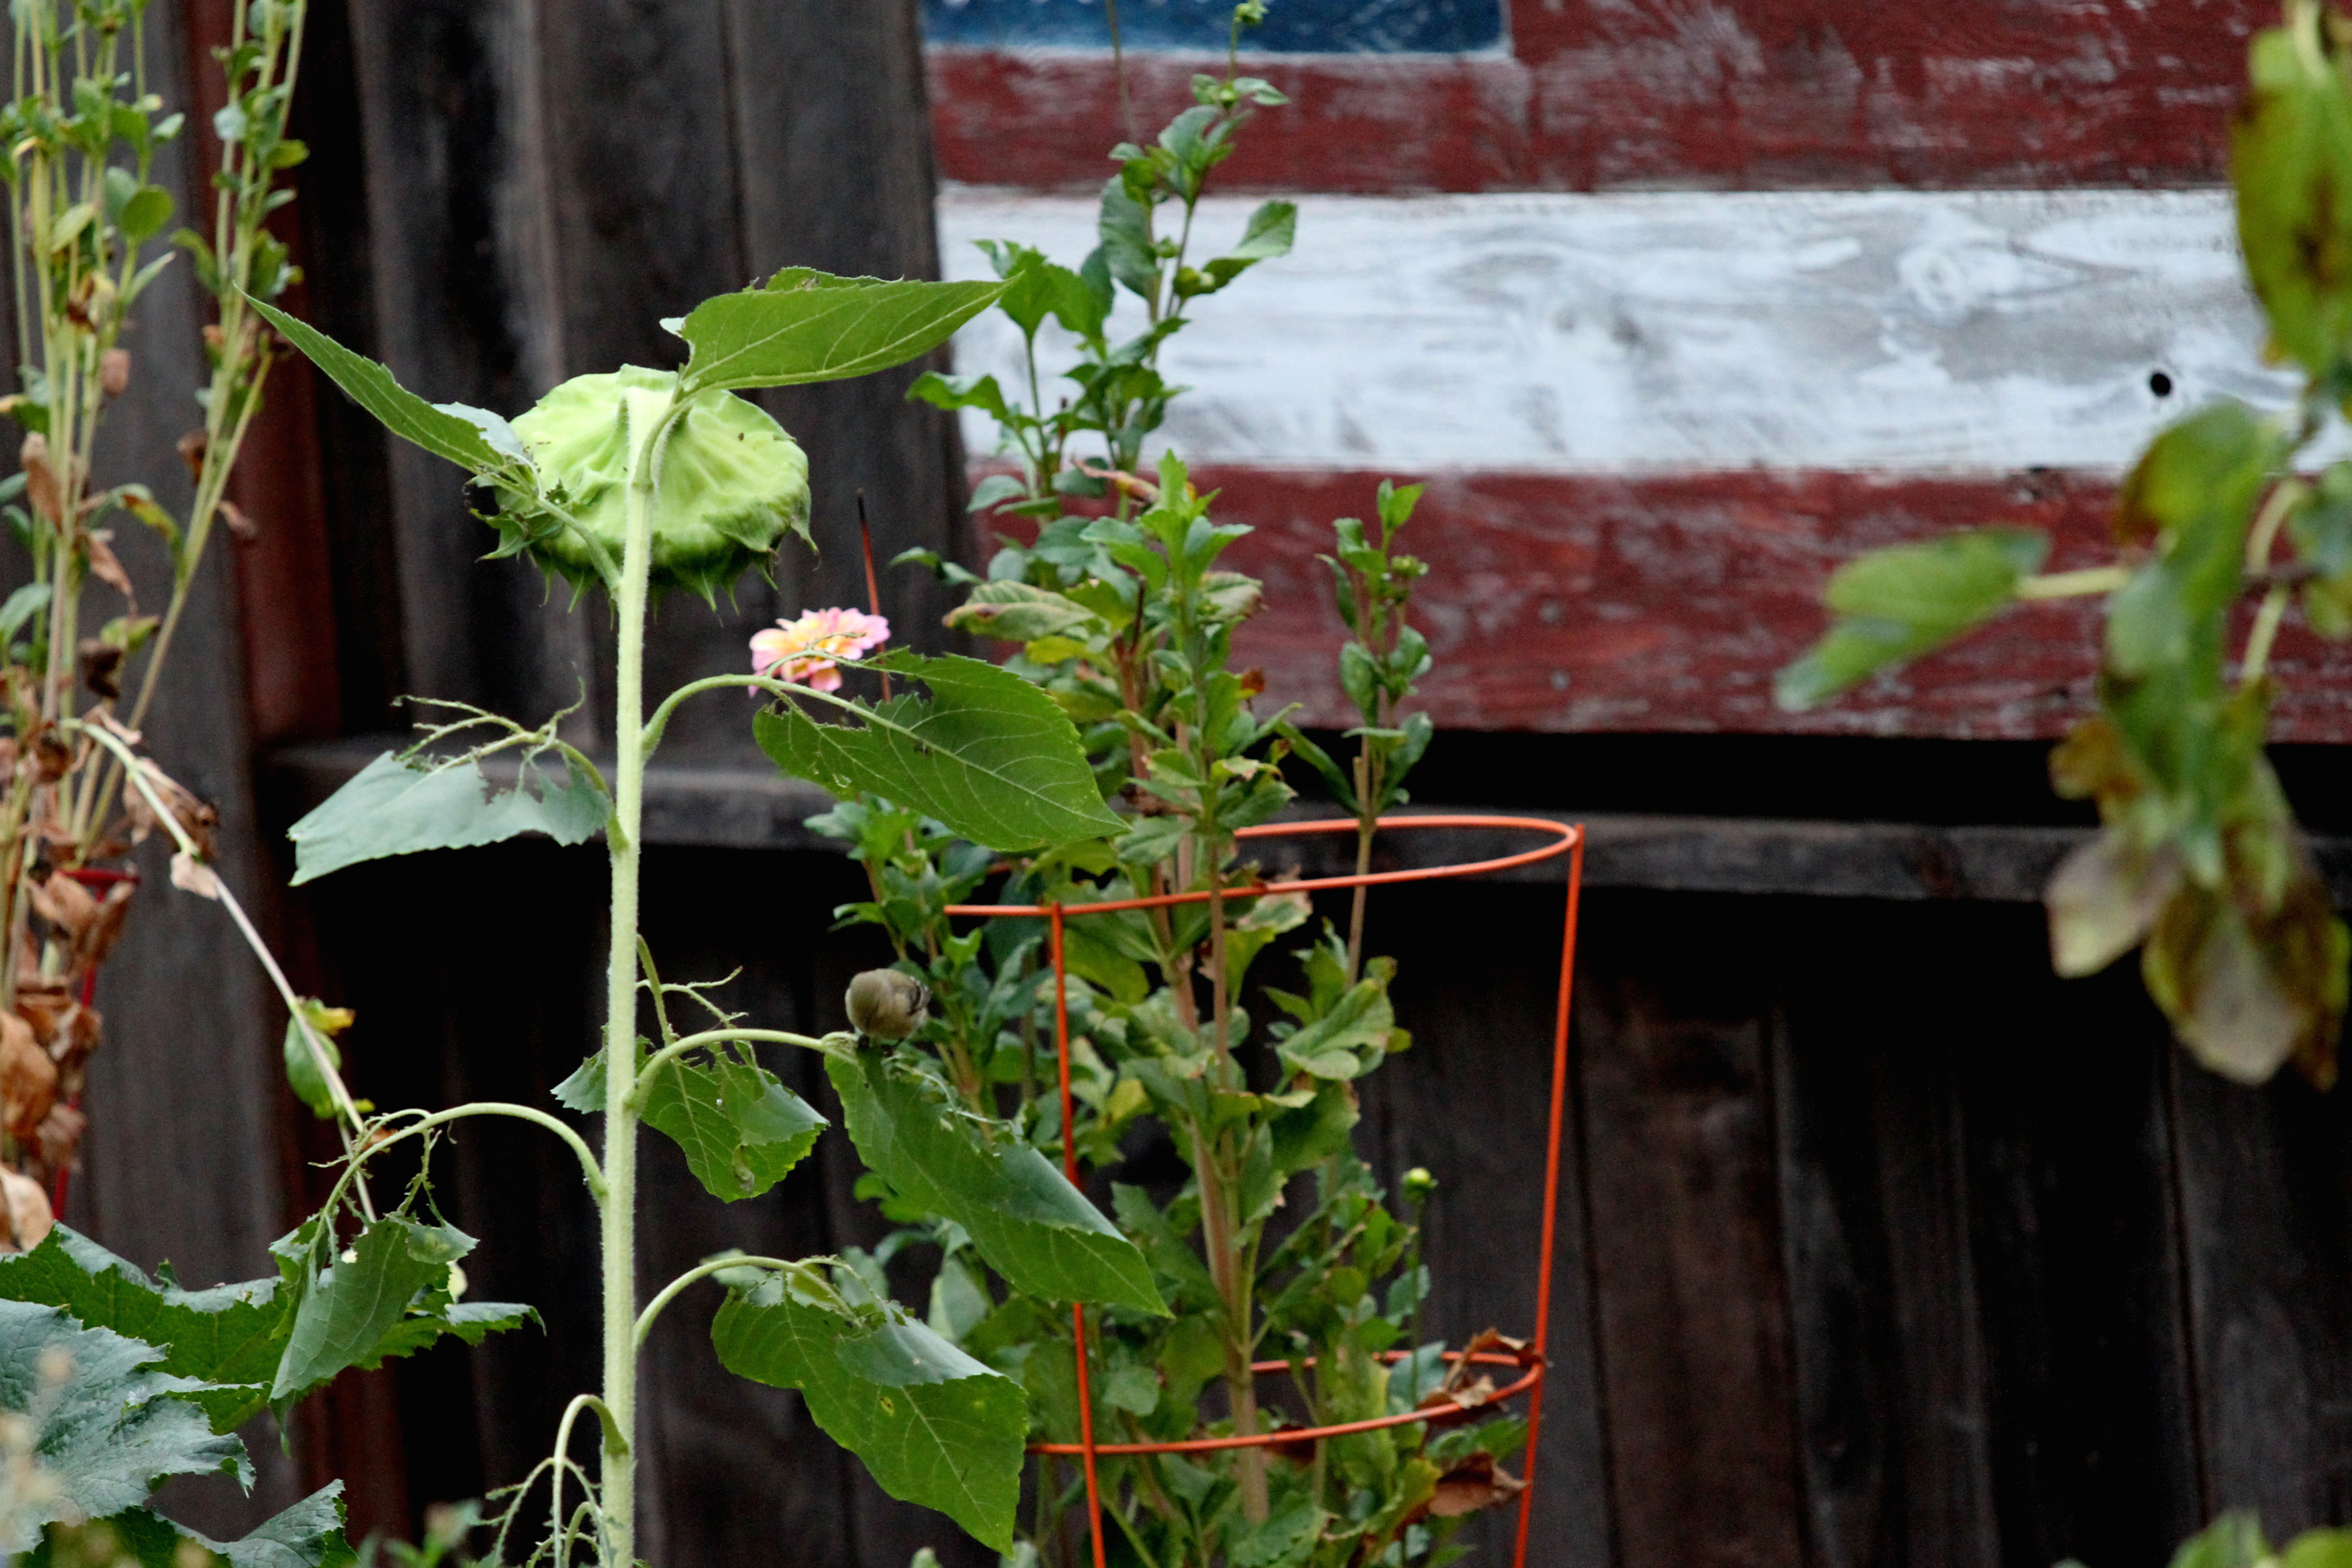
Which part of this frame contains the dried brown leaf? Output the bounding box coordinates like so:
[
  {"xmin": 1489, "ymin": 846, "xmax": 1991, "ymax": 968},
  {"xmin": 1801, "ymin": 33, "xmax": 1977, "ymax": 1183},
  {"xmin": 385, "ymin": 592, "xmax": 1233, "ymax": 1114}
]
[
  {"xmin": 1423, "ymin": 1452, "xmax": 1525, "ymax": 1520},
  {"xmin": 0, "ymin": 1166, "xmax": 53, "ymax": 1252},
  {"xmin": 34, "ymin": 1104, "xmax": 83, "ymax": 1174},
  {"xmin": 218, "ymin": 499, "xmax": 256, "ymax": 541},
  {"xmin": 0, "ymin": 1013, "xmax": 58, "ymax": 1142},
  {"xmin": 175, "ymin": 429, "xmax": 207, "ymax": 480},
  {"xmin": 20, "ymin": 433, "xmax": 59, "ymax": 525},
  {"xmin": 77, "ymin": 637, "xmax": 121, "ymax": 700},
  {"xmin": 83, "ymin": 530, "xmax": 132, "ymax": 598},
  {"xmin": 29, "ymin": 872, "xmax": 99, "ymax": 942},
  {"xmin": 98, "ymin": 348, "xmax": 128, "ymax": 398}
]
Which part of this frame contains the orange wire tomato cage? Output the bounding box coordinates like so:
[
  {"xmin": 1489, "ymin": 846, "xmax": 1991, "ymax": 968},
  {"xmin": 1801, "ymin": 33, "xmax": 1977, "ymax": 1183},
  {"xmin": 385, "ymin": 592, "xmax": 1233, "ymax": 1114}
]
[{"xmin": 945, "ymin": 814, "xmax": 1587, "ymax": 1568}]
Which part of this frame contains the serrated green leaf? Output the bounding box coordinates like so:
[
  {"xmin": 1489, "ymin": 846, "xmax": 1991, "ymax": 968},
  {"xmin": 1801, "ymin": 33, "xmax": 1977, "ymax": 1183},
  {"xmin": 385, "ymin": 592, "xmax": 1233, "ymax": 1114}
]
[
  {"xmin": 0, "ymin": 1226, "xmax": 288, "ymax": 1435},
  {"xmin": 0, "ymin": 1300, "xmax": 248, "ymax": 1552},
  {"xmin": 286, "ymin": 752, "xmax": 609, "ymax": 885},
  {"xmin": 643, "ymin": 1057, "xmax": 826, "ymax": 1201},
  {"xmin": 246, "ymin": 297, "xmax": 528, "ymax": 476},
  {"xmin": 551, "ymin": 1049, "xmax": 607, "ymax": 1114},
  {"xmin": 33, "ymin": 1483, "xmax": 360, "ymax": 1568},
  {"xmin": 754, "ymin": 650, "xmax": 1121, "ymax": 852},
  {"xmin": 676, "ymin": 270, "xmax": 1004, "ymax": 394},
  {"xmin": 828, "ymin": 1053, "xmax": 1164, "ymax": 1313},
  {"xmin": 712, "ymin": 1274, "xmax": 1025, "ymax": 1550}
]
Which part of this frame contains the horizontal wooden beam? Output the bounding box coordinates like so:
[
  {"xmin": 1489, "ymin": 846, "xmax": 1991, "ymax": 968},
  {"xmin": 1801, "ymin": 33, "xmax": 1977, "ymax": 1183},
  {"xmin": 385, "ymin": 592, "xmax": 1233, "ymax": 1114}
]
[
  {"xmin": 925, "ymin": 0, "xmax": 2261, "ymax": 194},
  {"xmin": 265, "ymin": 737, "xmax": 2352, "ymax": 905}
]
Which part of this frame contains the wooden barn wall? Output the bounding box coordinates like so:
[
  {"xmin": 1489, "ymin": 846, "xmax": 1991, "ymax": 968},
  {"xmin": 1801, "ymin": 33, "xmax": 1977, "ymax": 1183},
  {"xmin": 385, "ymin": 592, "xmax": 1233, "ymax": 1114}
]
[{"xmin": 35, "ymin": 0, "xmax": 2333, "ymax": 1566}]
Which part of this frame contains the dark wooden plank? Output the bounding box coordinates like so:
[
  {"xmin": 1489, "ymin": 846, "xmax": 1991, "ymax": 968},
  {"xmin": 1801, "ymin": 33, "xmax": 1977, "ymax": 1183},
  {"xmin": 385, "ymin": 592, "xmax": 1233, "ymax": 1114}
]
[
  {"xmin": 1774, "ymin": 905, "xmax": 2001, "ymax": 1568},
  {"xmin": 2172, "ymin": 1046, "xmax": 2352, "ymax": 1534},
  {"xmin": 339, "ymin": 0, "xmax": 590, "ymax": 738},
  {"xmin": 1576, "ymin": 891, "xmax": 1805, "ymax": 1568},
  {"xmin": 1356, "ymin": 878, "xmax": 1614, "ymax": 1568},
  {"xmin": 926, "ymin": 2, "xmax": 2261, "ymax": 194},
  {"xmin": 1946, "ymin": 912, "xmax": 2202, "ymax": 1568}
]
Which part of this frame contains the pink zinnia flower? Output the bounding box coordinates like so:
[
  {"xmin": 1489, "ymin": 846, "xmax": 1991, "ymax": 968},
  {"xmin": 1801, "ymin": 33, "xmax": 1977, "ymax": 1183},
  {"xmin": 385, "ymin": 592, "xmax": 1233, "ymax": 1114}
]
[{"xmin": 750, "ymin": 607, "xmax": 891, "ymax": 694}]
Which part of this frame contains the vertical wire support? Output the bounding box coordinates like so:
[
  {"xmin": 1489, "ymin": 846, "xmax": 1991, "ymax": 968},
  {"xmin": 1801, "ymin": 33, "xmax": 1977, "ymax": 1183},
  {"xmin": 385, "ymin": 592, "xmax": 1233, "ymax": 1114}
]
[
  {"xmin": 1514, "ymin": 826, "xmax": 1585, "ymax": 1568},
  {"xmin": 1051, "ymin": 905, "xmax": 1109, "ymax": 1568}
]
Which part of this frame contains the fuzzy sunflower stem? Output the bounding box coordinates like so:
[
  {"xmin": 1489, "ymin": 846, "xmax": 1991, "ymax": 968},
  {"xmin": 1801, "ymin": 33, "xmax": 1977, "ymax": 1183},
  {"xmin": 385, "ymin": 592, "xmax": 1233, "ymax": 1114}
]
[{"xmin": 597, "ymin": 393, "xmax": 675, "ymax": 1568}]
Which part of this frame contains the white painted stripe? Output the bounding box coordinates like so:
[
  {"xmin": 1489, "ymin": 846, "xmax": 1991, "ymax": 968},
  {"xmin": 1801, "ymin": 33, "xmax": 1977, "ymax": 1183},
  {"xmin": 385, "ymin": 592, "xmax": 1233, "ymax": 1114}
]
[{"xmin": 936, "ymin": 186, "xmax": 2308, "ymax": 475}]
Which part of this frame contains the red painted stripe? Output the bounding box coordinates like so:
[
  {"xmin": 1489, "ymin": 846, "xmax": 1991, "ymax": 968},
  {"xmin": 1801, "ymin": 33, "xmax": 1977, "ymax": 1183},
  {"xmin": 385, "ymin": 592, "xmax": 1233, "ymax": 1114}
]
[
  {"xmin": 928, "ymin": 1, "xmax": 2262, "ymax": 194},
  {"xmin": 968, "ymin": 466, "xmax": 2352, "ymax": 742}
]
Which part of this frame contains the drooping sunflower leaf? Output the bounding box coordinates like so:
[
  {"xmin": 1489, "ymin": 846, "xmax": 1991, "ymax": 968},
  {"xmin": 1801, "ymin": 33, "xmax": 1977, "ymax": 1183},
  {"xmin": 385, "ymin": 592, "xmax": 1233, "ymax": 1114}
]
[
  {"xmin": 828, "ymin": 1052, "xmax": 1163, "ymax": 1314},
  {"xmin": 676, "ymin": 270, "xmax": 1004, "ymax": 395},
  {"xmin": 268, "ymin": 1216, "xmax": 535, "ymax": 1411},
  {"xmin": 0, "ymin": 1300, "xmax": 249, "ymax": 1553},
  {"xmin": 711, "ymin": 1272, "xmax": 1026, "ymax": 1550},
  {"xmin": 31, "ymin": 1483, "xmax": 360, "ymax": 1568},
  {"xmin": 247, "ymin": 297, "xmax": 527, "ymax": 476},
  {"xmin": 643, "ymin": 1057, "xmax": 826, "ymax": 1202},
  {"xmin": 0, "ymin": 1227, "xmax": 287, "ymax": 1434},
  {"xmin": 287, "ymin": 752, "xmax": 609, "ymax": 885},
  {"xmin": 754, "ymin": 650, "xmax": 1121, "ymax": 852}
]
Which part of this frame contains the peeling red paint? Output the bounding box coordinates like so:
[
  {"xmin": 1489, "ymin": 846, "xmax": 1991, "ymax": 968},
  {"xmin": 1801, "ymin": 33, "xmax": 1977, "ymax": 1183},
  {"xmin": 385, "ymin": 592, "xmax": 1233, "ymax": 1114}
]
[
  {"xmin": 967, "ymin": 466, "xmax": 2352, "ymax": 742},
  {"xmin": 926, "ymin": 0, "xmax": 2264, "ymax": 193}
]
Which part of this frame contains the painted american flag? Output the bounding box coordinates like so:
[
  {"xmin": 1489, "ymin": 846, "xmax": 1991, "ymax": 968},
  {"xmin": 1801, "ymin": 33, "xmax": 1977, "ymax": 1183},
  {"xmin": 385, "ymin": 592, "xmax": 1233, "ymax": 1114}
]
[{"xmin": 917, "ymin": 1, "xmax": 2352, "ymax": 743}]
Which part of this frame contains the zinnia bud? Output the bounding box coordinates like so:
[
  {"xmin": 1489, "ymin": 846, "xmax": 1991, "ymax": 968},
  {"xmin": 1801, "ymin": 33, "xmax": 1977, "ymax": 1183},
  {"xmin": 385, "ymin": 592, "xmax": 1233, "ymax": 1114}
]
[
  {"xmin": 489, "ymin": 364, "xmax": 811, "ymax": 601},
  {"xmin": 845, "ymin": 969, "xmax": 929, "ymax": 1041},
  {"xmin": 1402, "ymin": 1167, "xmax": 1438, "ymax": 1202}
]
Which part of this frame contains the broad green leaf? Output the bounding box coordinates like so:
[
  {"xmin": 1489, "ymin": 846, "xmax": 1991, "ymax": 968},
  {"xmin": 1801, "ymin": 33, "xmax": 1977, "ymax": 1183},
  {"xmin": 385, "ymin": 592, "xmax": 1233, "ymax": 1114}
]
[
  {"xmin": 643, "ymin": 1057, "xmax": 826, "ymax": 1201},
  {"xmin": 828, "ymin": 1052, "xmax": 1165, "ymax": 1313},
  {"xmin": 676, "ymin": 269, "xmax": 1004, "ymax": 394},
  {"xmin": 712, "ymin": 1272, "xmax": 1026, "ymax": 1550},
  {"xmin": 0, "ymin": 583, "xmax": 50, "ymax": 644},
  {"xmin": 1275, "ymin": 975, "xmax": 1397, "ymax": 1080},
  {"xmin": 2287, "ymin": 1529, "xmax": 2352, "ymax": 1568},
  {"xmin": 33, "ymin": 1484, "xmax": 360, "ymax": 1568},
  {"xmin": 0, "ymin": 1226, "xmax": 287, "ymax": 1434},
  {"xmin": 2170, "ymin": 1514, "xmax": 2271, "ymax": 1568},
  {"xmin": 1776, "ymin": 528, "xmax": 2048, "ymax": 709},
  {"xmin": 116, "ymin": 185, "xmax": 172, "ymax": 245},
  {"xmin": 286, "ymin": 752, "xmax": 609, "ymax": 885},
  {"xmin": 943, "ymin": 581, "xmax": 1109, "ymax": 644},
  {"xmin": 754, "ymin": 650, "xmax": 1122, "ymax": 852},
  {"xmin": 247, "ymin": 298, "xmax": 527, "ymax": 476},
  {"xmin": 269, "ymin": 1216, "xmax": 534, "ymax": 1408},
  {"xmin": 0, "ymin": 1300, "xmax": 248, "ymax": 1552},
  {"xmin": 2234, "ymin": 17, "xmax": 2352, "ymax": 376}
]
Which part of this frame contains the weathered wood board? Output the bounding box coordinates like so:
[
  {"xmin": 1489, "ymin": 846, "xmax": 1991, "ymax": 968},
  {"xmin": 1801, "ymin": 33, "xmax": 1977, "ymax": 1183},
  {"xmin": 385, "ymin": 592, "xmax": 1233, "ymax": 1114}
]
[{"xmin": 939, "ymin": 188, "xmax": 2282, "ymax": 475}]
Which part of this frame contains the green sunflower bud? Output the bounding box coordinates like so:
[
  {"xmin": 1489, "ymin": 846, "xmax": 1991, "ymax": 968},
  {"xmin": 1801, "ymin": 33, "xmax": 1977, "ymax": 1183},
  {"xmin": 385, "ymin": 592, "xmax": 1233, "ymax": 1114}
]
[{"xmin": 490, "ymin": 363, "xmax": 811, "ymax": 601}]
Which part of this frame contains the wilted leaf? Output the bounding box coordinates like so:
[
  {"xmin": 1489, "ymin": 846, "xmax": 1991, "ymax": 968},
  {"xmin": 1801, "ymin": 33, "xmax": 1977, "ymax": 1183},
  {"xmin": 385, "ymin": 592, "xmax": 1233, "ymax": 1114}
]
[
  {"xmin": 2142, "ymin": 877, "xmax": 2349, "ymax": 1087},
  {"xmin": 754, "ymin": 650, "xmax": 1121, "ymax": 852},
  {"xmin": 712, "ymin": 1272, "xmax": 1026, "ymax": 1549},
  {"xmin": 286, "ymin": 752, "xmax": 608, "ymax": 885},
  {"xmin": 828, "ymin": 1053, "xmax": 1163, "ymax": 1313},
  {"xmin": 2045, "ymin": 831, "xmax": 2184, "ymax": 977},
  {"xmin": 676, "ymin": 270, "xmax": 1004, "ymax": 394},
  {"xmin": 642, "ymin": 1057, "xmax": 825, "ymax": 1201}
]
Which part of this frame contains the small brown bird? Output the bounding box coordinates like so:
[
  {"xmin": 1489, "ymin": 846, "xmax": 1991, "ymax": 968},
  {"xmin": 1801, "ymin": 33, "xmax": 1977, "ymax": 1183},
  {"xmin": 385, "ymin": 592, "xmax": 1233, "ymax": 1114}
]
[{"xmin": 845, "ymin": 969, "xmax": 930, "ymax": 1041}]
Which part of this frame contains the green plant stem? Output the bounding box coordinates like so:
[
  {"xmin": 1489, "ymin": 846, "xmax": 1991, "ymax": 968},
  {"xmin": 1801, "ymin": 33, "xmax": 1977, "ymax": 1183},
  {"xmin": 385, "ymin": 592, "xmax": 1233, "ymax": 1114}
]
[
  {"xmin": 2244, "ymin": 584, "xmax": 2292, "ymax": 684},
  {"xmin": 633, "ymin": 1254, "xmax": 823, "ymax": 1347},
  {"xmin": 631, "ymin": 1026, "xmax": 836, "ymax": 1105},
  {"xmin": 2014, "ymin": 565, "xmax": 2131, "ymax": 600},
  {"xmin": 597, "ymin": 390, "xmax": 678, "ymax": 1568}
]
